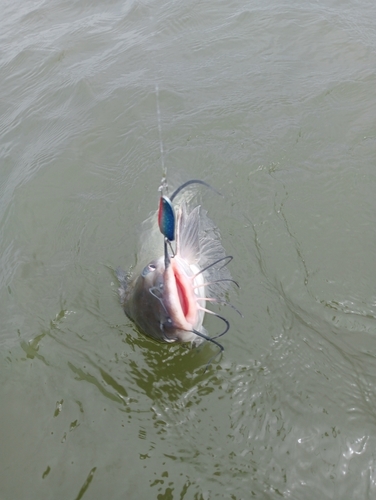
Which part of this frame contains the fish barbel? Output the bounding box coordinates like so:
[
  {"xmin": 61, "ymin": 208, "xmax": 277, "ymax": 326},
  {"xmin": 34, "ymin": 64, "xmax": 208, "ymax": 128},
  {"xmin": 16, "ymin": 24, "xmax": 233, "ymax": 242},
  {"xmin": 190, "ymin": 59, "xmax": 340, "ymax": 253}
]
[{"xmin": 117, "ymin": 180, "xmax": 236, "ymax": 355}]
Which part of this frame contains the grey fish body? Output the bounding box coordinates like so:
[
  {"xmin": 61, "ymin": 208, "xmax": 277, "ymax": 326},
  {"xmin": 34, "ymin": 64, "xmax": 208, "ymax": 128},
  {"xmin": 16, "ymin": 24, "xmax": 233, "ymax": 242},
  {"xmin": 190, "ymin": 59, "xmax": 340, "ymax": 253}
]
[{"xmin": 117, "ymin": 186, "xmax": 232, "ymax": 347}]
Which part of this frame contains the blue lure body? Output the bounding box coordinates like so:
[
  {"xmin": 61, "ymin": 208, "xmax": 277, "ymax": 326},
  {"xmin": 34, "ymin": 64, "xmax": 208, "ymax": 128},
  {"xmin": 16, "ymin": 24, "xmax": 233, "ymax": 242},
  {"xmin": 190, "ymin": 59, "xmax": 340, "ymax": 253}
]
[{"xmin": 158, "ymin": 195, "xmax": 175, "ymax": 241}]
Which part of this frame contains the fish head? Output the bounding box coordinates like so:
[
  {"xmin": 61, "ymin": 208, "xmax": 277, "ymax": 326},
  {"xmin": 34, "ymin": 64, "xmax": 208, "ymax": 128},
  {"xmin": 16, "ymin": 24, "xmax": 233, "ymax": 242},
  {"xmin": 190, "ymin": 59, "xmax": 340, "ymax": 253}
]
[
  {"xmin": 122, "ymin": 253, "xmax": 205, "ymax": 345},
  {"xmin": 123, "ymin": 256, "xmax": 167, "ymax": 339}
]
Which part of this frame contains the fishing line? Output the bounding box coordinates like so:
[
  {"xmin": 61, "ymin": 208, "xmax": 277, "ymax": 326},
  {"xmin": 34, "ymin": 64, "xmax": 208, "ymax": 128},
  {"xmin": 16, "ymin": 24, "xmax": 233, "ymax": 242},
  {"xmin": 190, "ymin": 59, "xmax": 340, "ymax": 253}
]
[{"xmin": 155, "ymin": 83, "xmax": 168, "ymax": 196}]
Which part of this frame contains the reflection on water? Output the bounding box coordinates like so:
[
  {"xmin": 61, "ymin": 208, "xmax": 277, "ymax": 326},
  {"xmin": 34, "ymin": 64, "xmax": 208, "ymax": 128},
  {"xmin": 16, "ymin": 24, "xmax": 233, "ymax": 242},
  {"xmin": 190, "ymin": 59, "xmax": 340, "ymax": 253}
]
[{"xmin": 1, "ymin": 0, "xmax": 376, "ymax": 498}]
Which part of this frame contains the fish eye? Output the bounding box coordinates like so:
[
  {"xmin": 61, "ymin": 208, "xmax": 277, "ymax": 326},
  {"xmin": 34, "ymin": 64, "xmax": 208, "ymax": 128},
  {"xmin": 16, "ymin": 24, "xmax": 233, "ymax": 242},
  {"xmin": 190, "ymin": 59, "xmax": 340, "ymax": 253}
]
[{"xmin": 141, "ymin": 263, "xmax": 156, "ymax": 277}]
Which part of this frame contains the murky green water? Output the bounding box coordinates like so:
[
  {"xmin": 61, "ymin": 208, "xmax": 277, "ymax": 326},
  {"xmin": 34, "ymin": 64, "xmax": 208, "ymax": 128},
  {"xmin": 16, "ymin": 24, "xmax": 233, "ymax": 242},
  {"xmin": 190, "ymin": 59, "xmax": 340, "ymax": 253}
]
[{"xmin": 1, "ymin": 0, "xmax": 376, "ymax": 498}]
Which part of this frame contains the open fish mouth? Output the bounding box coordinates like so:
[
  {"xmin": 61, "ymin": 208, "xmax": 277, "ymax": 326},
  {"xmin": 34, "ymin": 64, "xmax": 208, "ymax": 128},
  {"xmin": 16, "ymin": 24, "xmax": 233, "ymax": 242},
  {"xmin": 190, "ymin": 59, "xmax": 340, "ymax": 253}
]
[
  {"xmin": 168, "ymin": 256, "xmax": 202, "ymax": 326},
  {"xmin": 117, "ymin": 179, "xmax": 239, "ymax": 362}
]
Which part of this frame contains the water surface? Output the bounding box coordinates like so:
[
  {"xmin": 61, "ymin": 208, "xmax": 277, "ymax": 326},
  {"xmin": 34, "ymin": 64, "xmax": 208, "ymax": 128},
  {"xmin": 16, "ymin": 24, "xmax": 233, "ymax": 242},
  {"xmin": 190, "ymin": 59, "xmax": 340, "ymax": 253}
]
[{"xmin": 1, "ymin": 0, "xmax": 376, "ymax": 498}]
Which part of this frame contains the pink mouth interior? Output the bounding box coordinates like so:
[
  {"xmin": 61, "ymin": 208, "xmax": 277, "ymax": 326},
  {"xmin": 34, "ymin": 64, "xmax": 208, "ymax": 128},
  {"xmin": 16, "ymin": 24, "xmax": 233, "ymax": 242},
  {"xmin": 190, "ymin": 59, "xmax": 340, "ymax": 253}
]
[
  {"xmin": 176, "ymin": 274, "xmax": 189, "ymax": 318},
  {"xmin": 171, "ymin": 259, "xmax": 197, "ymax": 326}
]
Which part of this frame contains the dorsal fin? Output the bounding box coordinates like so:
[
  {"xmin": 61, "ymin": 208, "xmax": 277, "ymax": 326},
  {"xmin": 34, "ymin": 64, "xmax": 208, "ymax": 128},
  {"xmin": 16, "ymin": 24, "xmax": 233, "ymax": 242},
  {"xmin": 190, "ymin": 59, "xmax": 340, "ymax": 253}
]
[{"xmin": 175, "ymin": 204, "xmax": 201, "ymax": 264}]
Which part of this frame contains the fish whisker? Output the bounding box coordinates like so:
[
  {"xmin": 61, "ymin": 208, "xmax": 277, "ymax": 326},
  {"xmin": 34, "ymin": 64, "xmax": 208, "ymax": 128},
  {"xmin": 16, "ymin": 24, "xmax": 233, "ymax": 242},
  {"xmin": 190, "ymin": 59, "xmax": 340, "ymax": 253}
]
[
  {"xmin": 195, "ymin": 307, "xmax": 230, "ymax": 339},
  {"xmin": 196, "ymin": 297, "xmax": 243, "ymax": 317},
  {"xmin": 193, "ymin": 278, "xmax": 240, "ymax": 289},
  {"xmin": 193, "ymin": 255, "xmax": 233, "ymax": 279},
  {"xmin": 170, "ymin": 180, "xmax": 221, "ymax": 202},
  {"xmin": 191, "ymin": 328, "xmax": 224, "ymax": 371},
  {"xmin": 149, "ymin": 286, "xmax": 171, "ymax": 320},
  {"xmin": 192, "ymin": 328, "xmax": 224, "ymax": 350},
  {"xmin": 149, "ymin": 286, "xmax": 163, "ymax": 300}
]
